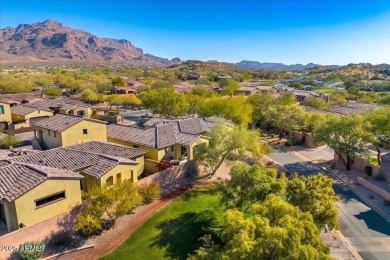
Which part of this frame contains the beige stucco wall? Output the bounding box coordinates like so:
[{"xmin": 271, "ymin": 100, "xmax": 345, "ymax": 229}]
[
  {"xmin": 11, "ymin": 179, "xmax": 82, "ymax": 231},
  {"xmin": 62, "ymin": 107, "xmax": 92, "ymax": 118},
  {"xmin": 0, "ymin": 200, "xmax": 18, "ymax": 232},
  {"xmin": 37, "ymin": 127, "xmax": 63, "ymax": 149}
]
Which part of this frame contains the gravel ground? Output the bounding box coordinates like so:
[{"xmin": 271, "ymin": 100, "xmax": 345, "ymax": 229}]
[{"xmin": 321, "ymin": 230, "xmax": 360, "ymax": 260}]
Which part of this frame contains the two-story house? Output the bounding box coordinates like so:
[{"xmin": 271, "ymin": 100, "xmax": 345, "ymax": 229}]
[{"xmin": 33, "ymin": 113, "xmax": 107, "ymax": 150}]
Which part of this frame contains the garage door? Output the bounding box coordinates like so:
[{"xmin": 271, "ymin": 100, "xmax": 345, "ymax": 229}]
[{"xmin": 29, "ymin": 116, "xmax": 50, "ymax": 126}]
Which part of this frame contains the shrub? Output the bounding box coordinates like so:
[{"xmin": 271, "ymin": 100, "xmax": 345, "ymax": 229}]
[
  {"xmin": 186, "ymin": 165, "xmax": 199, "ymax": 179},
  {"xmin": 46, "ymin": 230, "xmax": 73, "ymax": 247},
  {"xmin": 226, "ymin": 152, "xmax": 240, "ymax": 161},
  {"xmin": 14, "ymin": 241, "xmax": 45, "ymax": 260},
  {"xmin": 139, "ymin": 182, "xmax": 160, "ymax": 204},
  {"xmin": 75, "ymin": 213, "xmax": 102, "ymax": 236},
  {"xmin": 271, "ymin": 134, "xmax": 275, "ymax": 138},
  {"xmin": 364, "ymin": 165, "xmax": 373, "ymax": 176},
  {"xmin": 284, "ymin": 141, "xmax": 291, "ymax": 146}
]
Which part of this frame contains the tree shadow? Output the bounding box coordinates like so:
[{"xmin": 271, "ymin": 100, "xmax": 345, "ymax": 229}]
[
  {"xmin": 151, "ymin": 210, "xmax": 221, "ymax": 259},
  {"xmin": 181, "ymin": 188, "xmax": 215, "ymax": 201},
  {"xmin": 354, "ymin": 209, "xmax": 390, "ymax": 236}
]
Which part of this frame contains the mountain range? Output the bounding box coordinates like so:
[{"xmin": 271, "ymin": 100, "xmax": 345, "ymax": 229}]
[
  {"xmin": 0, "ymin": 20, "xmax": 388, "ymax": 72},
  {"xmin": 235, "ymin": 60, "xmax": 337, "ymax": 71},
  {"xmin": 0, "ymin": 19, "xmax": 181, "ymax": 66}
]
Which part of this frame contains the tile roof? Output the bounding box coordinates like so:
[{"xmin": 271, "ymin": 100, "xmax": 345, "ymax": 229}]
[
  {"xmin": 67, "ymin": 141, "xmax": 147, "ymax": 158},
  {"xmin": 0, "ymin": 160, "xmax": 82, "ymax": 202},
  {"xmin": 10, "ymin": 105, "xmax": 42, "ymax": 116},
  {"xmin": 144, "ymin": 117, "xmax": 227, "ymax": 134},
  {"xmin": 107, "ymin": 124, "xmax": 157, "ymax": 147},
  {"xmin": 34, "ymin": 113, "xmax": 107, "ymax": 132},
  {"xmin": 24, "ymin": 98, "xmax": 91, "ymax": 111},
  {"xmin": 0, "ymin": 93, "xmax": 41, "ymax": 102},
  {"xmin": 107, "ymin": 123, "xmax": 200, "ymax": 149},
  {"xmin": 11, "ymin": 143, "xmax": 139, "ymax": 178}
]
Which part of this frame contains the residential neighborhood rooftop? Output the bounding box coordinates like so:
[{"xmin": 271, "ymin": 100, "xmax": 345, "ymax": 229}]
[
  {"xmin": 24, "ymin": 98, "xmax": 91, "ymax": 111},
  {"xmin": 10, "ymin": 105, "xmax": 50, "ymax": 116},
  {"xmin": 107, "ymin": 122, "xmax": 201, "ymax": 149},
  {"xmin": 34, "ymin": 113, "xmax": 107, "ymax": 132},
  {"xmin": 0, "ymin": 160, "xmax": 83, "ymax": 202},
  {"xmin": 11, "ymin": 141, "xmax": 145, "ymax": 178}
]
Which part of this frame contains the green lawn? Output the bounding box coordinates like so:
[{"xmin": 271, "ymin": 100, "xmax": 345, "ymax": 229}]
[
  {"xmin": 315, "ymin": 87, "xmax": 344, "ymax": 94},
  {"xmin": 102, "ymin": 188, "xmax": 224, "ymax": 260}
]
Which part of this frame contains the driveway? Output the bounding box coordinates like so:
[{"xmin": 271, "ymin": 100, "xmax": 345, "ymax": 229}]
[{"xmin": 268, "ymin": 146, "xmax": 390, "ymax": 260}]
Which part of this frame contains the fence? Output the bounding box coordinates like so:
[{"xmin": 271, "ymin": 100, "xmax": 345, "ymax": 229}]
[
  {"xmin": 356, "ymin": 177, "xmax": 390, "ymax": 203},
  {"xmin": 334, "ymin": 153, "xmax": 380, "ymax": 176}
]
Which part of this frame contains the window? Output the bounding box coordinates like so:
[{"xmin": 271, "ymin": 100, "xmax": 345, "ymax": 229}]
[
  {"xmin": 116, "ymin": 173, "xmax": 122, "ymax": 183},
  {"xmin": 38, "ymin": 110, "xmax": 40, "ymax": 114},
  {"xmin": 35, "ymin": 191, "xmax": 65, "ymax": 208},
  {"xmin": 106, "ymin": 176, "xmax": 113, "ymax": 186},
  {"xmin": 83, "ymin": 129, "xmax": 88, "ymax": 135},
  {"xmin": 0, "ymin": 105, "xmax": 4, "ymax": 114},
  {"xmin": 48, "ymin": 130, "xmax": 50, "ymax": 136},
  {"xmin": 133, "ymin": 145, "xmax": 139, "ymax": 148},
  {"xmin": 77, "ymin": 110, "xmax": 85, "ymax": 116},
  {"xmin": 53, "ymin": 131, "xmax": 56, "ymax": 137}
]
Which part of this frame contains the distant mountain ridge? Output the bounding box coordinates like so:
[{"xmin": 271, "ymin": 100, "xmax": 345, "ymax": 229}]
[
  {"xmin": 0, "ymin": 19, "xmax": 181, "ymax": 65},
  {"xmin": 235, "ymin": 60, "xmax": 327, "ymax": 70}
]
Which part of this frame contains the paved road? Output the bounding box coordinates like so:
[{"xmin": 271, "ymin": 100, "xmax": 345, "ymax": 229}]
[{"xmin": 269, "ymin": 146, "xmax": 390, "ymax": 260}]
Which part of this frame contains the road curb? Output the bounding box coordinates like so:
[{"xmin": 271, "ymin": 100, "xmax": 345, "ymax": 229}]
[{"xmin": 334, "ymin": 230, "xmax": 363, "ymax": 260}]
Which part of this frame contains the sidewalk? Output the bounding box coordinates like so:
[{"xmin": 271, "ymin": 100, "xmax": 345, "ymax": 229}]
[{"xmin": 323, "ymin": 161, "xmax": 390, "ymax": 220}]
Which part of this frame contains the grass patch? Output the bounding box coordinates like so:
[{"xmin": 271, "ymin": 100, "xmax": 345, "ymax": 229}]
[
  {"xmin": 102, "ymin": 187, "xmax": 224, "ymax": 260},
  {"xmin": 365, "ymin": 157, "xmax": 379, "ymax": 166}
]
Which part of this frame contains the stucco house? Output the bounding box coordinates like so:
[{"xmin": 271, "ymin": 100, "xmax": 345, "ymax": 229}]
[
  {"xmin": 0, "ymin": 160, "xmax": 83, "ymax": 233},
  {"xmin": 24, "ymin": 98, "xmax": 93, "ymax": 118},
  {"xmin": 0, "ymin": 101, "xmax": 12, "ymax": 131},
  {"xmin": 12, "ymin": 141, "xmax": 147, "ymax": 192},
  {"xmin": 10, "ymin": 105, "xmax": 53, "ymax": 129},
  {"xmin": 107, "ymin": 119, "xmax": 213, "ymax": 173},
  {"xmin": 33, "ymin": 113, "xmax": 107, "ymax": 150}
]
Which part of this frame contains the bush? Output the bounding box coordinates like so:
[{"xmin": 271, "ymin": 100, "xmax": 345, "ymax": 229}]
[
  {"xmin": 75, "ymin": 213, "xmax": 102, "ymax": 236},
  {"xmin": 364, "ymin": 165, "xmax": 373, "ymax": 176},
  {"xmin": 14, "ymin": 241, "xmax": 45, "ymax": 260},
  {"xmin": 46, "ymin": 230, "xmax": 73, "ymax": 247},
  {"xmin": 139, "ymin": 182, "xmax": 160, "ymax": 204},
  {"xmin": 284, "ymin": 140, "xmax": 291, "ymax": 146},
  {"xmin": 271, "ymin": 134, "xmax": 275, "ymax": 138},
  {"xmin": 186, "ymin": 165, "xmax": 199, "ymax": 179}
]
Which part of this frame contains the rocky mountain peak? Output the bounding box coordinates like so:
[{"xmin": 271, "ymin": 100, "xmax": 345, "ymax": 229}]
[{"xmin": 0, "ymin": 19, "xmax": 181, "ymax": 66}]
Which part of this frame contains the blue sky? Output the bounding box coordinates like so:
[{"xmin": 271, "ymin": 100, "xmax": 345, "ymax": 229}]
[{"xmin": 1, "ymin": 0, "xmax": 389, "ymax": 65}]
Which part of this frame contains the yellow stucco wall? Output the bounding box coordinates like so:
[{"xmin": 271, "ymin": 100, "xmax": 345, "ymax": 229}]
[
  {"xmin": 38, "ymin": 120, "xmax": 107, "ymax": 149},
  {"xmin": 61, "ymin": 120, "xmax": 107, "ymax": 147},
  {"xmin": 12, "ymin": 179, "xmax": 82, "ymax": 230},
  {"xmin": 107, "ymin": 138, "xmax": 165, "ymax": 161},
  {"xmin": 0, "ymin": 102, "xmax": 12, "ymax": 125},
  {"xmin": 12, "ymin": 110, "xmax": 53, "ymax": 129},
  {"xmin": 79, "ymin": 159, "xmax": 144, "ymax": 192}
]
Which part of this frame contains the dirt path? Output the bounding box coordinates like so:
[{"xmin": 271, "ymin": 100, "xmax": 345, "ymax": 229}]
[{"xmin": 66, "ymin": 184, "xmax": 204, "ymax": 260}]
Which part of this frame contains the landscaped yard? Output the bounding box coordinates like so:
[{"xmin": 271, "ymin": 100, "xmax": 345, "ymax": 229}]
[{"xmin": 102, "ymin": 187, "xmax": 224, "ymax": 260}]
